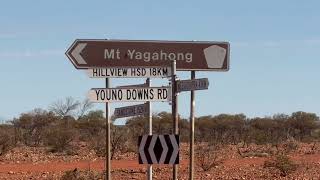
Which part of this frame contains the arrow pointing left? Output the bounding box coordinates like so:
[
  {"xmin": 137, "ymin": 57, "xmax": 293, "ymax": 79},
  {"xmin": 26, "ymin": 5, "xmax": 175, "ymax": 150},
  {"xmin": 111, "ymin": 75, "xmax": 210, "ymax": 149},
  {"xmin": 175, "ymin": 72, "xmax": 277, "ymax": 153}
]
[{"xmin": 70, "ymin": 43, "xmax": 87, "ymax": 65}]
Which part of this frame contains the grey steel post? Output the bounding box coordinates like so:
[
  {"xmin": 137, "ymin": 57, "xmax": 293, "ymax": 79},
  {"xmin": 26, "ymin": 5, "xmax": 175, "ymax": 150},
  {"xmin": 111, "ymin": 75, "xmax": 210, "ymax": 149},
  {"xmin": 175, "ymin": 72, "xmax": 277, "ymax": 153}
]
[
  {"xmin": 189, "ymin": 71, "xmax": 195, "ymax": 180},
  {"xmin": 171, "ymin": 60, "xmax": 178, "ymax": 180},
  {"xmin": 105, "ymin": 78, "xmax": 111, "ymax": 180},
  {"xmin": 146, "ymin": 78, "xmax": 153, "ymax": 180}
]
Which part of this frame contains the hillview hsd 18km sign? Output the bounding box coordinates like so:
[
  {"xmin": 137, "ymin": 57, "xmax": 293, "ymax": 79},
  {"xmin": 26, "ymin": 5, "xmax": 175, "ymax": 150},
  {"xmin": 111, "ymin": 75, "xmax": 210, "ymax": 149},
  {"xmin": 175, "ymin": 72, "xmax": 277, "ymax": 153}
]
[{"xmin": 66, "ymin": 39, "xmax": 230, "ymax": 71}]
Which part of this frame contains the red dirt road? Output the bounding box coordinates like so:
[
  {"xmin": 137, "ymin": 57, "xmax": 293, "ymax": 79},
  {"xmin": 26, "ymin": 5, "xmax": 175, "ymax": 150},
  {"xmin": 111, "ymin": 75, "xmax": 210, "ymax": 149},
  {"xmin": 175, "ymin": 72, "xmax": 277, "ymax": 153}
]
[
  {"xmin": 0, "ymin": 154, "xmax": 319, "ymax": 174},
  {"xmin": 0, "ymin": 159, "xmax": 189, "ymax": 174}
]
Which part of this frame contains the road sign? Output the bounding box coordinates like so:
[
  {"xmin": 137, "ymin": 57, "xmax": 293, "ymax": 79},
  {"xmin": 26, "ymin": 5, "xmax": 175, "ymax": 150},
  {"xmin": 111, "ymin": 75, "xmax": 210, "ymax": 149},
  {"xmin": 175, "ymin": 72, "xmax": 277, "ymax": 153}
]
[
  {"xmin": 88, "ymin": 87, "xmax": 171, "ymax": 102},
  {"xmin": 87, "ymin": 67, "xmax": 171, "ymax": 78},
  {"xmin": 176, "ymin": 78, "xmax": 209, "ymax": 92},
  {"xmin": 138, "ymin": 135, "xmax": 179, "ymax": 165},
  {"xmin": 114, "ymin": 103, "xmax": 149, "ymax": 119},
  {"xmin": 66, "ymin": 39, "xmax": 230, "ymax": 71}
]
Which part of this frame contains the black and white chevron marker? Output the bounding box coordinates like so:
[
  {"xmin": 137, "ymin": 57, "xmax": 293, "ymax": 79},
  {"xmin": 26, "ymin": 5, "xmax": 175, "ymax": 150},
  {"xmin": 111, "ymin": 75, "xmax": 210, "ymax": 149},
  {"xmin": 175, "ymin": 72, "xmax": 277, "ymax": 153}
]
[{"xmin": 138, "ymin": 135, "xmax": 179, "ymax": 165}]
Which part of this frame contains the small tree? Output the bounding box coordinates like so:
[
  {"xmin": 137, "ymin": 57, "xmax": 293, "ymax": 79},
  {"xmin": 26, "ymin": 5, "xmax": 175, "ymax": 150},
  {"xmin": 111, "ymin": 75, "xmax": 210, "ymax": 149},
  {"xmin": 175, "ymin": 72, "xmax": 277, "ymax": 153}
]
[
  {"xmin": 49, "ymin": 97, "xmax": 80, "ymax": 118},
  {"xmin": 0, "ymin": 125, "xmax": 15, "ymax": 156},
  {"xmin": 45, "ymin": 126, "xmax": 74, "ymax": 152},
  {"xmin": 195, "ymin": 142, "xmax": 222, "ymax": 171},
  {"xmin": 264, "ymin": 154, "xmax": 297, "ymax": 177}
]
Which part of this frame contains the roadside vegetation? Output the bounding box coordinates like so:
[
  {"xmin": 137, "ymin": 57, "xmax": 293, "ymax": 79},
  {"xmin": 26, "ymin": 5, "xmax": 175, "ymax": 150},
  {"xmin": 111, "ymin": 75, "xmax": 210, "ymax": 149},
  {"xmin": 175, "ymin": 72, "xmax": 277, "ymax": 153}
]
[{"xmin": 0, "ymin": 97, "xmax": 319, "ymax": 177}]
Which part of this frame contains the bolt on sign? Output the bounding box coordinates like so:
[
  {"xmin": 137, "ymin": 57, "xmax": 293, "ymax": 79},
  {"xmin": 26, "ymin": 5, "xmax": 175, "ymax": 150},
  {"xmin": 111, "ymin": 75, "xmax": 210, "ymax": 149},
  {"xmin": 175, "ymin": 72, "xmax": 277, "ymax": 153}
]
[
  {"xmin": 66, "ymin": 39, "xmax": 230, "ymax": 71},
  {"xmin": 176, "ymin": 78, "xmax": 209, "ymax": 92},
  {"xmin": 114, "ymin": 103, "xmax": 149, "ymax": 119},
  {"xmin": 87, "ymin": 67, "xmax": 172, "ymax": 78},
  {"xmin": 138, "ymin": 135, "xmax": 179, "ymax": 165},
  {"xmin": 88, "ymin": 87, "xmax": 171, "ymax": 103}
]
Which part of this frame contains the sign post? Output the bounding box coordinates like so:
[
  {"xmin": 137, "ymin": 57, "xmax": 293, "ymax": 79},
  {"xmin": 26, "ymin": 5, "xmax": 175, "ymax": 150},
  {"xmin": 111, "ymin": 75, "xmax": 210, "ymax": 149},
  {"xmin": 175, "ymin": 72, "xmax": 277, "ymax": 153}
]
[
  {"xmin": 105, "ymin": 78, "xmax": 111, "ymax": 180},
  {"xmin": 171, "ymin": 60, "xmax": 179, "ymax": 180},
  {"xmin": 147, "ymin": 78, "xmax": 153, "ymax": 180},
  {"xmin": 189, "ymin": 71, "xmax": 195, "ymax": 180}
]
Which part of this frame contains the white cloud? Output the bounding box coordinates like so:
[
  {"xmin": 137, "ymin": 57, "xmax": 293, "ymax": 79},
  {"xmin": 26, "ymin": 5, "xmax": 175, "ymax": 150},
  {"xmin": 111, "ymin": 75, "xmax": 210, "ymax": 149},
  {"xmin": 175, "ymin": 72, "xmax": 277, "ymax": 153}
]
[
  {"xmin": 0, "ymin": 49, "xmax": 64, "ymax": 59},
  {"xmin": 232, "ymin": 38, "xmax": 320, "ymax": 48}
]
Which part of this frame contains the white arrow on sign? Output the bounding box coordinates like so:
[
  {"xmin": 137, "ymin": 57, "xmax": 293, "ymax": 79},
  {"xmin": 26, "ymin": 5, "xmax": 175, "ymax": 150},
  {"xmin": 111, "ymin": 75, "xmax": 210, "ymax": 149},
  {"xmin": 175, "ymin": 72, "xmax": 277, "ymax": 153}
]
[
  {"xmin": 69, "ymin": 43, "xmax": 87, "ymax": 65},
  {"xmin": 139, "ymin": 135, "xmax": 148, "ymax": 164},
  {"xmin": 169, "ymin": 135, "xmax": 179, "ymax": 164},
  {"xmin": 159, "ymin": 135, "xmax": 168, "ymax": 164},
  {"xmin": 148, "ymin": 135, "xmax": 158, "ymax": 164}
]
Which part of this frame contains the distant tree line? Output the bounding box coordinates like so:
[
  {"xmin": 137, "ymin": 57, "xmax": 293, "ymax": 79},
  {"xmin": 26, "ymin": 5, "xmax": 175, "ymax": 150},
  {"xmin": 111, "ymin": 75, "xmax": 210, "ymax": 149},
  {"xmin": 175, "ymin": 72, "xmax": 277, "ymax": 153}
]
[{"xmin": 0, "ymin": 97, "xmax": 319, "ymax": 158}]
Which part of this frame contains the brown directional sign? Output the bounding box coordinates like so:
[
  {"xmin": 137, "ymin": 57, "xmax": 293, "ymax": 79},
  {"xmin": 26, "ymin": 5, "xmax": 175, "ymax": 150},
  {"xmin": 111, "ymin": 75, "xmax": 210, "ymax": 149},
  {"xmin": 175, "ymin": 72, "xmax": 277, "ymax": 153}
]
[{"xmin": 66, "ymin": 39, "xmax": 230, "ymax": 71}]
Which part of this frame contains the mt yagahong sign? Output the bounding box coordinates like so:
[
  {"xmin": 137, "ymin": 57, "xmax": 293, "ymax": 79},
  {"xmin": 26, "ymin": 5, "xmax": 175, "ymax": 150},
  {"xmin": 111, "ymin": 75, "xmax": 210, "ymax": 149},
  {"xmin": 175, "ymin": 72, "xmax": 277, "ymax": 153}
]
[{"xmin": 66, "ymin": 39, "xmax": 230, "ymax": 71}]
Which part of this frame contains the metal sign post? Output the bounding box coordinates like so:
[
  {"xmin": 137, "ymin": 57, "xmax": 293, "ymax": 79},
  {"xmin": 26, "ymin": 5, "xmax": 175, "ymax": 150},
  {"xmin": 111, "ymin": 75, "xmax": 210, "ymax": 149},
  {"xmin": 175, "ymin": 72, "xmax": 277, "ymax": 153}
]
[
  {"xmin": 189, "ymin": 71, "xmax": 195, "ymax": 180},
  {"xmin": 105, "ymin": 78, "xmax": 111, "ymax": 180},
  {"xmin": 147, "ymin": 78, "xmax": 153, "ymax": 180},
  {"xmin": 171, "ymin": 60, "xmax": 178, "ymax": 180}
]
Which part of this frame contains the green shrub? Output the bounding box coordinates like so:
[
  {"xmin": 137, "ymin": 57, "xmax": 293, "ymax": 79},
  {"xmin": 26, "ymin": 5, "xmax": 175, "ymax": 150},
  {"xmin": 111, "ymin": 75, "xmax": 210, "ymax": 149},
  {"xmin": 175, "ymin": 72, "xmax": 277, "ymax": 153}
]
[
  {"xmin": 196, "ymin": 143, "xmax": 221, "ymax": 171},
  {"xmin": 90, "ymin": 132, "xmax": 106, "ymax": 157},
  {"xmin": 61, "ymin": 169, "xmax": 80, "ymax": 180},
  {"xmin": 264, "ymin": 154, "xmax": 297, "ymax": 177},
  {"xmin": 45, "ymin": 127, "xmax": 74, "ymax": 153},
  {"xmin": 0, "ymin": 125, "xmax": 15, "ymax": 156},
  {"xmin": 283, "ymin": 139, "xmax": 298, "ymax": 153},
  {"xmin": 61, "ymin": 169, "xmax": 101, "ymax": 180}
]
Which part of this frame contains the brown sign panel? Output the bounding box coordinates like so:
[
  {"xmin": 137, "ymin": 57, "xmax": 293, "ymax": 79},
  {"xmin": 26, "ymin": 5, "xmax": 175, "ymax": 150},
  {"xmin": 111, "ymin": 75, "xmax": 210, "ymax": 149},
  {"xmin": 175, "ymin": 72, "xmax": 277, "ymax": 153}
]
[{"xmin": 66, "ymin": 39, "xmax": 230, "ymax": 71}]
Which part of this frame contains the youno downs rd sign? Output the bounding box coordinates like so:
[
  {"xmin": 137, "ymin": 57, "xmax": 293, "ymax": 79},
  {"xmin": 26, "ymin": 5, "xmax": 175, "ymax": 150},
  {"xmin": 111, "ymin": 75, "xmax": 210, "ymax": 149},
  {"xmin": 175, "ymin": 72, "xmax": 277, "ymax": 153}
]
[
  {"xmin": 88, "ymin": 87, "xmax": 171, "ymax": 102},
  {"xmin": 66, "ymin": 39, "xmax": 230, "ymax": 71}
]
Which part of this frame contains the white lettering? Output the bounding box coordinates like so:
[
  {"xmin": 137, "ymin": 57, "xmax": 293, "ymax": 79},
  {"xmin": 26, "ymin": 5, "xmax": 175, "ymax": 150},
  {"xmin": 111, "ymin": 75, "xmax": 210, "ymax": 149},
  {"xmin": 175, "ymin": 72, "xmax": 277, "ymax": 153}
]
[
  {"xmin": 104, "ymin": 49, "xmax": 115, "ymax": 59},
  {"xmin": 126, "ymin": 49, "xmax": 192, "ymax": 63},
  {"xmin": 127, "ymin": 49, "xmax": 135, "ymax": 59}
]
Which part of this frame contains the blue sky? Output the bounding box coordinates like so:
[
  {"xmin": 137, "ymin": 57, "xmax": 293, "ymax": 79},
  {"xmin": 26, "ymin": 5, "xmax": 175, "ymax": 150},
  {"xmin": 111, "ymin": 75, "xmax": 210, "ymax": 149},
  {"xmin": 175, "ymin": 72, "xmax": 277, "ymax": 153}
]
[{"xmin": 0, "ymin": 0, "xmax": 319, "ymax": 123}]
